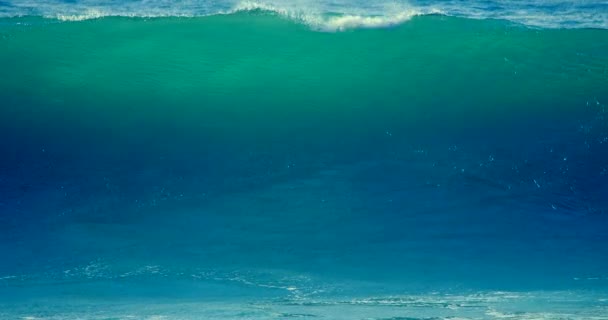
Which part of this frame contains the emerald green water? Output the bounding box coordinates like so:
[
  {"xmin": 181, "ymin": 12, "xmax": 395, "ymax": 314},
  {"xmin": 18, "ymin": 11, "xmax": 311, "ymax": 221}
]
[{"xmin": 2, "ymin": 15, "xmax": 607, "ymax": 141}]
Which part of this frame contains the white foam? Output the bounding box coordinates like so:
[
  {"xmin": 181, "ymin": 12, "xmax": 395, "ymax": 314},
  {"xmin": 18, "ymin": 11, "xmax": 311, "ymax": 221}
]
[
  {"xmin": 230, "ymin": 0, "xmax": 435, "ymax": 31},
  {"xmin": 51, "ymin": 7, "xmax": 196, "ymax": 21},
  {"xmin": 54, "ymin": 8, "xmax": 107, "ymax": 21},
  {"xmin": 311, "ymin": 11, "xmax": 420, "ymax": 31}
]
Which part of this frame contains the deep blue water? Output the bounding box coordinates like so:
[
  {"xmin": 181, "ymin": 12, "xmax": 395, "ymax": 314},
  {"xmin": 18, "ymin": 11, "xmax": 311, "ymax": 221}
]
[{"xmin": 2, "ymin": 108, "xmax": 608, "ymax": 318}]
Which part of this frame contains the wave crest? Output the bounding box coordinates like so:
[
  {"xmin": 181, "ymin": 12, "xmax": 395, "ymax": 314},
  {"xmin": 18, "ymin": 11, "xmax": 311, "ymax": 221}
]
[
  {"xmin": 230, "ymin": 1, "xmax": 434, "ymax": 31},
  {"xmin": 44, "ymin": 1, "xmax": 429, "ymax": 31},
  {"xmin": 54, "ymin": 8, "xmax": 108, "ymax": 22},
  {"xmin": 2, "ymin": 0, "xmax": 607, "ymax": 30}
]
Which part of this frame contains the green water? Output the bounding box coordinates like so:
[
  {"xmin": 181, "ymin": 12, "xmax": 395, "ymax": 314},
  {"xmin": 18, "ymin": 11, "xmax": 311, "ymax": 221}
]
[{"xmin": 1, "ymin": 14, "xmax": 607, "ymax": 144}]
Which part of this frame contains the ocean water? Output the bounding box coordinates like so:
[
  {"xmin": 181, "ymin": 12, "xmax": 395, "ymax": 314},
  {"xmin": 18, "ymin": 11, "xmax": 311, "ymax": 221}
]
[{"xmin": 1, "ymin": 1, "xmax": 608, "ymax": 319}]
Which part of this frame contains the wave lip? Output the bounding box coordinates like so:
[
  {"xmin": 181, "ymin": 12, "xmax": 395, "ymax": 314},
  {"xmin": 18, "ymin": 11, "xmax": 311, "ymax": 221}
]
[
  {"xmin": 52, "ymin": 9, "xmax": 196, "ymax": 22},
  {"xmin": 229, "ymin": 1, "xmax": 439, "ymax": 31},
  {"xmin": 302, "ymin": 11, "xmax": 432, "ymax": 32},
  {"xmin": 53, "ymin": 8, "xmax": 108, "ymax": 22}
]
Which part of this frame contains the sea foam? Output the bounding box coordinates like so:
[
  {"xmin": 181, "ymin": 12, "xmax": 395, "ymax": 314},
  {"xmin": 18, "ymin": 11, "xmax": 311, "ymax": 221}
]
[{"xmin": 230, "ymin": 1, "xmax": 435, "ymax": 31}]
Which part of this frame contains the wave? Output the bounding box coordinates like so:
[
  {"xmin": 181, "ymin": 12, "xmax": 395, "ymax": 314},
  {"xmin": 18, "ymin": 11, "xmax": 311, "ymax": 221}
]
[
  {"xmin": 41, "ymin": 1, "xmax": 432, "ymax": 31},
  {"xmin": 18, "ymin": 1, "xmax": 437, "ymax": 31},
  {"xmin": 1, "ymin": 0, "xmax": 608, "ymax": 30},
  {"xmin": 229, "ymin": 1, "xmax": 439, "ymax": 31}
]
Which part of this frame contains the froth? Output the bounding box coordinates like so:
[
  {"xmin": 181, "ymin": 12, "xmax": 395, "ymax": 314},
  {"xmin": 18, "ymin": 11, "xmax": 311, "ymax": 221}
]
[
  {"xmin": 54, "ymin": 8, "xmax": 107, "ymax": 21},
  {"xmin": 318, "ymin": 11, "xmax": 423, "ymax": 31},
  {"xmin": 230, "ymin": 1, "xmax": 429, "ymax": 31}
]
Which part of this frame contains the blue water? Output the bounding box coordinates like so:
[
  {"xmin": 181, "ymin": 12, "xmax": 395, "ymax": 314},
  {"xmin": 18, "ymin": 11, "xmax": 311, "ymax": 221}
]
[
  {"xmin": 3, "ymin": 111, "xmax": 608, "ymax": 318},
  {"xmin": 1, "ymin": 1, "xmax": 608, "ymax": 319}
]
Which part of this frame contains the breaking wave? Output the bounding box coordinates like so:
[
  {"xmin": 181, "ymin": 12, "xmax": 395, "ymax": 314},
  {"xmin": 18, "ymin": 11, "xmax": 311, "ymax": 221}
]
[{"xmin": 0, "ymin": 0, "xmax": 607, "ymax": 30}]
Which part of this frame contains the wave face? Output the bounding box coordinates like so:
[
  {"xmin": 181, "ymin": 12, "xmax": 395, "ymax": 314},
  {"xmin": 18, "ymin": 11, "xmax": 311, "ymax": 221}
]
[
  {"xmin": 1, "ymin": 0, "xmax": 608, "ymax": 29},
  {"xmin": 1, "ymin": 11, "xmax": 608, "ymax": 320}
]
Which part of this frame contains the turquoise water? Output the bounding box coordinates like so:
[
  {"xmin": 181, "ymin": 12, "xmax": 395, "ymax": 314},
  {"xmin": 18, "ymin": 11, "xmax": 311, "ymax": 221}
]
[{"xmin": 1, "ymin": 4, "xmax": 608, "ymax": 319}]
